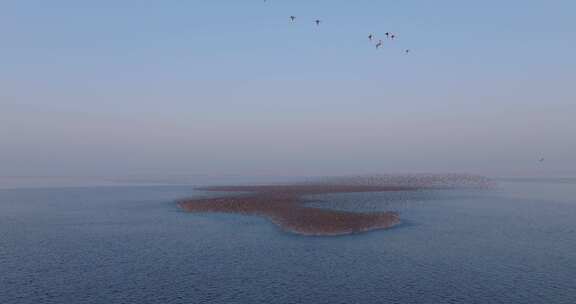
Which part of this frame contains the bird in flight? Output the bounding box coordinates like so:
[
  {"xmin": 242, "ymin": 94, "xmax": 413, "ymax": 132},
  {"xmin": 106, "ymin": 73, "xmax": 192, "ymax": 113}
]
[
  {"xmin": 315, "ymin": 19, "xmax": 322, "ymax": 26},
  {"xmin": 539, "ymin": 158, "xmax": 545, "ymax": 162},
  {"xmin": 290, "ymin": 16, "xmax": 296, "ymax": 22},
  {"xmin": 375, "ymin": 40, "xmax": 383, "ymax": 49},
  {"xmin": 368, "ymin": 34, "xmax": 374, "ymax": 42},
  {"xmin": 405, "ymin": 49, "xmax": 410, "ymax": 54}
]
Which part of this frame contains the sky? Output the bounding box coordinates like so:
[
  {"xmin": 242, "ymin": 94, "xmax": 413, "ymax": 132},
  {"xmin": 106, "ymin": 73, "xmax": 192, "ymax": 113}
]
[{"xmin": 1, "ymin": 0, "xmax": 575, "ymax": 180}]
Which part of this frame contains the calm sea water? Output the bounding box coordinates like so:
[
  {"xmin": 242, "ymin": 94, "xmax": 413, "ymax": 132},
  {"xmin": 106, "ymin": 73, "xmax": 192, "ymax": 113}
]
[{"xmin": 1, "ymin": 180, "xmax": 575, "ymax": 304}]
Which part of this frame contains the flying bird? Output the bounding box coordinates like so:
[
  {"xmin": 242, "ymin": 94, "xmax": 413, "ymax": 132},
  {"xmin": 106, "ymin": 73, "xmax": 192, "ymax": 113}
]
[
  {"xmin": 375, "ymin": 40, "xmax": 383, "ymax": 49},
  {"xmin": 290, "ymin": 16, "xmax": 296, "ymax": 22},
  {"xmin": 539, "ymin": 158, "xmax": 545, "ymax": 162},
  {"xmin": 368, "ymin": 34, "xmax": 374, "ymax": 42},
  {"xmin": 315, "ymin": 19, "xmax": 322, "ymax": 26},
  {"xmin": 385, "ymin": 32, "xmax": 390, "ymax": 38}
]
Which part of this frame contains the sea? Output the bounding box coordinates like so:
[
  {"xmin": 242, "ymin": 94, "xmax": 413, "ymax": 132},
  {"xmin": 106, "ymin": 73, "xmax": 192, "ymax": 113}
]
[{"xmin": 1, "ymin": 177, "xmax": 575, "ymax": 304}]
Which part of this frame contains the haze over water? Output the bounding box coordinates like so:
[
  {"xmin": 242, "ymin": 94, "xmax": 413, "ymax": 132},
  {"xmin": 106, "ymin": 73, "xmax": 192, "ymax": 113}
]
[{"xmin": 2, "ymin": 1, "xmax": 575, "ymax": 178}]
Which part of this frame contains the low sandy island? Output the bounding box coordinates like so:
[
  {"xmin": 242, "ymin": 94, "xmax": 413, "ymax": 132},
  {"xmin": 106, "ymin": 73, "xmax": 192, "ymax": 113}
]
[
  {"xmin": 178, "ymin": 175, "xmax": 493, "ymax": 236},
  {"xmin": 178, "ymin": 184, "xmax": 417, "ymax": 236}
]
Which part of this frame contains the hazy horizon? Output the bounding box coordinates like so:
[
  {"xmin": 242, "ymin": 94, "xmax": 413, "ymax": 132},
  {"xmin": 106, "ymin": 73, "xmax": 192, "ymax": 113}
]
[{"xmin": 2, "ymin": 1, "xmax": 575, "ymax": 180}]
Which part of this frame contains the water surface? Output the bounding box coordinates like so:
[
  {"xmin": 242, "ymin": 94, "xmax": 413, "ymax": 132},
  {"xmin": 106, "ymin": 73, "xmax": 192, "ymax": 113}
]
[{"xmin": 1, "ymin": 180, "xmax": 575, "ymax": 303}]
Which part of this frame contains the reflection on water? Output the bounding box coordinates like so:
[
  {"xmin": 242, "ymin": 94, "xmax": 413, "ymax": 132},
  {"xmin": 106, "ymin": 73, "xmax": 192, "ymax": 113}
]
[{"xmin": 1, "ymin": 180, "xmax": 575, "ymax": 303}]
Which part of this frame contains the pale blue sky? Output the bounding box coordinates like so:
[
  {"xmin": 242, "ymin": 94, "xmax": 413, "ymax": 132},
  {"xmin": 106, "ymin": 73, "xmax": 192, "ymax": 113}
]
[{"xmin": 1, "ymin": 1, "xmax": 575, "ymax": 178}]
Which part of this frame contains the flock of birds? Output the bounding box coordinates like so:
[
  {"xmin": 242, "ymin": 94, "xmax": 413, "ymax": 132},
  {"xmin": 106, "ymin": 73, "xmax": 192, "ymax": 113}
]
[
  {"xmin": 263, "ymin": 2, "xmax": 549, "ymax": 164},
  {"xmin": 264, "ymin": 1, "xmax": 411, "ymax": 54}
]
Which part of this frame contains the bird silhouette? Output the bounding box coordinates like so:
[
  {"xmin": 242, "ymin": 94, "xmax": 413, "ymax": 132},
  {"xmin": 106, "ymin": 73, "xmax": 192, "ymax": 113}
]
[{"xmin": 278, "ymin": 10, "xmax": 411, "ymax": 56}]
